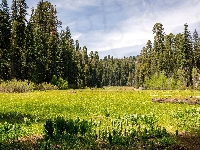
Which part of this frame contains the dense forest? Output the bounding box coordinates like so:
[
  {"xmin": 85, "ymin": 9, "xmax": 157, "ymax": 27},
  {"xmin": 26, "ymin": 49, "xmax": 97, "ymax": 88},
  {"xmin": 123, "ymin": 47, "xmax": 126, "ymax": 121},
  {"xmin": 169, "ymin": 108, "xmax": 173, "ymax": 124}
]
[
  {"xmin": 135, "ymin": 23, "xmax": 200, "ymax": 89},
  {"xmin": 0, "ymin": 0, "xmax": 135, "ymax": 88},
  {"xmin": 0, "ymin": 0, "xmax": 200, "ymax": 89}
]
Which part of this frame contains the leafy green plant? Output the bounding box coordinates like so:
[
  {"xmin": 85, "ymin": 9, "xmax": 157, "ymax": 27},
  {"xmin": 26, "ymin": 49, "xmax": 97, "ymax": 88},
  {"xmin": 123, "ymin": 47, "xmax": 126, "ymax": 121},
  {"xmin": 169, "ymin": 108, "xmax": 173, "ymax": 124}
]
[
  {"xmin": 56, "ymin": 77, "xmax": 68, "ymax": 90},
  {"xmin": 0, "ymin": 122, "xmax": 21, "ymax": 142},
  {"xmin": 50, "ymin": 75, "xmax": 68, "ymax": 90},
  {"xmin": 44, "ymin": 119, "xmax": 54, "ymax": 137},
  {"xmin": 140, "ymin": 113, "xmax": 157, "ymax": 127},
  {"xmin": 65, "ymin": 118, "xmax": 79, "ymax": 135},
  {"xmin": 54, "ymin": 116, "xmax": 66, "ymax": 134},
  {"xmin": 172, "ymin": 108, "xmax": 200, "ymax": 134},
  {"xmin": 104, "ymin": 109, "xmax": 110, "ymax": 117},
  {"xmin": 79, "ymin": 119, "xmax": 93, "ymax": 136}
]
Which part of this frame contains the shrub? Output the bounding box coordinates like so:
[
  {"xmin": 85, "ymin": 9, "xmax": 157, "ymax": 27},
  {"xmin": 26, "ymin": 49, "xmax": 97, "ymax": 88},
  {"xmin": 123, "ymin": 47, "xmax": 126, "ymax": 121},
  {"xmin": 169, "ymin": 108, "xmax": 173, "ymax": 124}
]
[
  {"xmin": 56, "ymin": 77, "xmax": 68, "ymax": 90},
  {"xmin": 44, "ymin": 117, "xmax": 94, "ymax": 137},
  {"xmin": 51, "ymin": 75, "xmax": 57, "ymax": 86},
  {"xmin": 144, "ymin": 72, "xmax": 185, "ymax": 90},
  {"xmin": 44, "ymin": 119, "xmax": 54, "ymax": 137},
  {"xmin": 35, "ymin": 82, "xmax": 57, "ymax": 91},
  {"xmin": 54, "ymin": 116, "xmax": 66, "ymax": 134},
  {"xmin": 50, "ymin": 75, "xmax": 68, "ymax": 90},
  {"xmin": 0, "ymin": 79, "xmax": 34, "ymax": 93},
  {"xmin": 42, "ymin": 115, "xmax": 177, "ymax": 149},
  {"xmin": 0, "ymin": 79, "xmax": 59, "ymax": 92},
  {"xmin": 0, "ymin": 122, "xmax": 21, "ymax": 142}
]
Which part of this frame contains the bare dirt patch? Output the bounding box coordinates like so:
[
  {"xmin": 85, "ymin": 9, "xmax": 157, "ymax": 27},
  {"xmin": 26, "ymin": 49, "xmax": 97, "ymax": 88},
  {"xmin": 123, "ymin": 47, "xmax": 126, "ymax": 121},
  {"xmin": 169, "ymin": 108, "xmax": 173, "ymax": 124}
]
[
  {"xmin": 177, "ymin": 133, "xmax": 200, "ymax": 150},
  {"xmin": 5, "ymin": 133, "xmax": 200, "ymax": 149}
]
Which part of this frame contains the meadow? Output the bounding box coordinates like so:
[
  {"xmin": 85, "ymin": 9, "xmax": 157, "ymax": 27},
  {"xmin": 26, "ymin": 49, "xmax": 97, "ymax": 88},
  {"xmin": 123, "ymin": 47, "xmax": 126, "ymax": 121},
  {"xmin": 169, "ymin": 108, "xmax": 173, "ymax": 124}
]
[{"xmin": 0, "ymin": 88, "xmax": 200, "ymax": 149}]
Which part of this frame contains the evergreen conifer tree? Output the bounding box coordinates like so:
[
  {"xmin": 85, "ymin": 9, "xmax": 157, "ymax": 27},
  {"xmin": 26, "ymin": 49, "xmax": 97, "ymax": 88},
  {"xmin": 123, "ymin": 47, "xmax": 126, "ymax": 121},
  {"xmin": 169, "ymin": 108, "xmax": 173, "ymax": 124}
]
[{"xmin": 0, "ymin": 0, "xmax": 11, "ymax": 80}]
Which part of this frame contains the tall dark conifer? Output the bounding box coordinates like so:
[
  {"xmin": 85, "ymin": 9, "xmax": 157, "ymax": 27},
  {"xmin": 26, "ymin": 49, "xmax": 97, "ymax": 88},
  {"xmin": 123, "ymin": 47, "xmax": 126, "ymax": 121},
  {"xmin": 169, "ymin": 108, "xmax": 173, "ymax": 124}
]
[
  {"xmin": 163, "ymin": 33, "xmax": 174, "ymax": 76},
  {"xmin": 10, "ymin": 0, "xmax": 28, "ymax": 79},
  {"xmin": 152, "ymin": 23, "xmax": 165, "ymax": 72},
  {"xmin": 180, "ymin": 23, "xmax": 194, "ymax": 86},
  {"xmin": 24, "ymin": 8, "xmax": 36, "ymax": 81},
  {"xmin": 0, "ymin": 0, "xmax": 11, "ymax": 80},
  {"xmin": 59, "ymin": 27, "xmax": 76, "ymax": 87},
  {"xmin": 32, "ymin": 1, "xmax": 61, "ymax": 82},
  {"xmin": 193, "ymin": 29, "xmax": 200, "ymax": 70}
]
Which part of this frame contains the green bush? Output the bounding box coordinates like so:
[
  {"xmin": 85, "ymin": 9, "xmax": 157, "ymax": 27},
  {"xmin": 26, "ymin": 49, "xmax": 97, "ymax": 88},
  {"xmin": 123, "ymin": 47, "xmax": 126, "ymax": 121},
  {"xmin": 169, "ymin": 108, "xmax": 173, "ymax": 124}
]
[
  {"xmin": 35, "ymin": 82, "xmax": 57, "ymax": 91},
  {"xmin": 0, "ymin": 122, "xmax": 21, "ymax": 142},
  {"xmin": 44, "ymin": 117, "xmax": 93, "ymax": 137},
  {"xmin": 144, "ymin": 72, "xmax": 185, "ymax": 90},
  {"xmin": 51, "ymin": 75, "xmax": 57, "ymax": 86},
  {"xmin": 51, "ymin": 75, "xmax": 68, "ymax": 90},
  {"xmin": 54, "ymin": 116, "xmax": 66, "ymax": 135},
  {"xmin": 42, "ymin": 115, "xmax": 177, "ymax": 149},
  {"xmin": 44, "ymin": 119, "xmax": 54, "ymax": 137},
  {"xmin": 56, "ymin": 77, "xmax": 68, "ymax": 90}
]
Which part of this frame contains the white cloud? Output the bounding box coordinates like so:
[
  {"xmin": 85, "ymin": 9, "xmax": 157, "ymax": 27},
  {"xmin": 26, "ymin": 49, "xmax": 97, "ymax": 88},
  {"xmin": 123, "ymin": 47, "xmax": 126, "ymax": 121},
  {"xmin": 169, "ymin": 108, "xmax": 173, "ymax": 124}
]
[
  {"xmin": 53, "ymin": 0, "xmax": 100, "ymax": 10},
  {"xmin": 154, "ymin": 1, "xmax": 200, "ymax": 34},
  {"xmin": 72, "ymin": 33, "xmax": 82, "ymax": 40},
  {"xmin": 84, "ymin": 0, "xmax": 200, "ymax": 55},
  {"xmin": 7, "ymin": 0, "xmax": 200, "ymax": 57}
]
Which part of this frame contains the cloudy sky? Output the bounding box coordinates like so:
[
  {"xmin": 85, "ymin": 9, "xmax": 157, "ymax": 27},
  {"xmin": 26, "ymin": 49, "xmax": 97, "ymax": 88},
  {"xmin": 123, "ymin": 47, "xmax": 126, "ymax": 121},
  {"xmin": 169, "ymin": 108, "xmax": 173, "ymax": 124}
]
[{"xmin": 7, "ymin": 0, "xmax": 200, "ymax": 58}]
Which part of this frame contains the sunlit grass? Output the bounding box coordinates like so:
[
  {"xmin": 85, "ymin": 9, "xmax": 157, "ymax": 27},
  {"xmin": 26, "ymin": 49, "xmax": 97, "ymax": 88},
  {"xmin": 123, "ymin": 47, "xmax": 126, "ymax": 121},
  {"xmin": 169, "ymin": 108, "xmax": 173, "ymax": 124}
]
[{"xmin": 0, "ymin": 89, "xmax": 199, "ymax": 137}]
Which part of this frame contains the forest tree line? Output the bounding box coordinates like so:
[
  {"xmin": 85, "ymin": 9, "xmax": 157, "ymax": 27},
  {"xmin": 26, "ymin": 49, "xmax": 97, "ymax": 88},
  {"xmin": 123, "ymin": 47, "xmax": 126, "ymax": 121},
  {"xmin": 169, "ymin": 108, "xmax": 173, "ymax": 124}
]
[
  {"xmin": 135, "ymin": 23, "xmax": 200, "ymax": 89},
  {"xmin": 0, "ymin": 0, "xmax": 200, "ymax": 89},
  {"xmin": 0, "ymin": 0, "xmax": 135, "ymax": 88}
]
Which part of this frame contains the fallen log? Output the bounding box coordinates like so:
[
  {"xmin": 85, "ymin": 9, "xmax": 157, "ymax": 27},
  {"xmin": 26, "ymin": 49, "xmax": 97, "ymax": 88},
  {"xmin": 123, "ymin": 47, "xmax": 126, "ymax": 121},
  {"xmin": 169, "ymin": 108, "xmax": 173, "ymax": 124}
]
[{"xmin": 152, "ymin": 98, "xmax": 200, "ymax": 105}]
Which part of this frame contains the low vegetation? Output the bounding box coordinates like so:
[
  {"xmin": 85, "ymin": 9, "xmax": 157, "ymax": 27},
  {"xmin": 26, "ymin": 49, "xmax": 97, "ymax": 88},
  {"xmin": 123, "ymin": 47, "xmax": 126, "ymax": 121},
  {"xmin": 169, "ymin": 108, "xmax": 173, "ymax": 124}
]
[
  {"xmin": 0, "ymin": 89, "xmax": 199, "ymax": 149},
  {"xmin": 1, "ymin": 0, "xmax": 200, "ymax": 149},
  {"xmin": 0, "ymin": 77, "xmax": 69, "ymax": 93},
  {"xmin": 0, "ymin": 79, "xmax": 35, "ymax": 93}
]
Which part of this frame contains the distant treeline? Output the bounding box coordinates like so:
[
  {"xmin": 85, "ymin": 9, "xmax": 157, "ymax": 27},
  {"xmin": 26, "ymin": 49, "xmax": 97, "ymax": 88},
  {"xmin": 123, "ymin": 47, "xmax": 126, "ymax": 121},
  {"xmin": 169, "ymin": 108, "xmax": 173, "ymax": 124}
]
[{"xmin": 0, "ymin": 0, "xmax": 200, "ymax": 89}]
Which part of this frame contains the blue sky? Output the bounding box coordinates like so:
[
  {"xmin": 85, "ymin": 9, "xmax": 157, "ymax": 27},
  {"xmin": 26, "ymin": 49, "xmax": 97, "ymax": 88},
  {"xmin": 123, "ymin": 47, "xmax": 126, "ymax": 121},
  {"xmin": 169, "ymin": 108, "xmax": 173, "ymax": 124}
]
[{"xmin": 7, "ymin": 0, "xmax": 200, "ymax": 58}]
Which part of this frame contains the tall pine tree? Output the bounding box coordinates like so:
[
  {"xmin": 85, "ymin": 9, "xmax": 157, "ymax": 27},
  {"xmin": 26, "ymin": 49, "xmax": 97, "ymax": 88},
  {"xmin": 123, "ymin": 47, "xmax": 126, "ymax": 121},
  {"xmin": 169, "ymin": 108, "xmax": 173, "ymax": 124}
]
[
  {"xmin": 31, "ymin": 0, "xmax": 61, "ymax": 82},
  {"xmin": 180, "ymin": 24, "xmax": 194, "ymax": 87},
  {"xmin": 10, "ymin": 0, "xmax": 28, "ymax": 79},
  {"xmin": 0, "ymin": 0, "xmax": 11, "ymax": 80}
]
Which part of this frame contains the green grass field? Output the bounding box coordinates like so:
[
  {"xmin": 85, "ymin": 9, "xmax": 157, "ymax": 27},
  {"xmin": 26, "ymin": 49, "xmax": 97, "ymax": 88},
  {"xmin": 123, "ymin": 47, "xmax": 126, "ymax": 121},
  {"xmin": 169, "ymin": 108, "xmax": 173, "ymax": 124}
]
[
  {"xmin": 0, "ymin": 88, "xmax": 200, "ymax": 148},
  {"xmin": 0, "ymin": 89, "xmax": 199, "ymax": 133}
]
